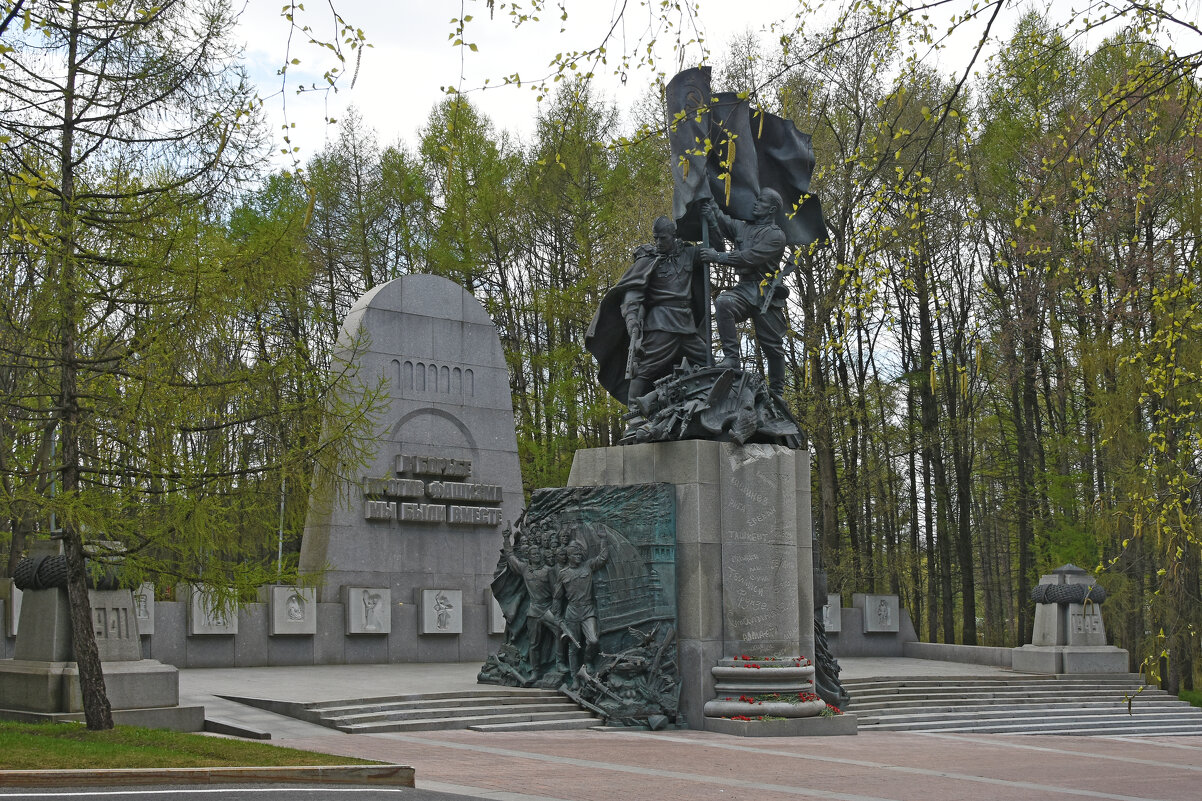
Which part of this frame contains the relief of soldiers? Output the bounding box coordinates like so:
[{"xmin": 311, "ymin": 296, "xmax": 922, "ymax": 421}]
[
  {"xmin": 550, "ymin": 525, "xmax": 574, "ymax": 673},
  {"xmin": 501, "ymin": 526, "xmax": 556, "ymax": 673},
  {"xmin": 553, "ymin": 531, "xmax": 610, "ymax": 685},
  {"xmin": 699, "ymin": 189, "xmax": 790, "ymax": 395}
]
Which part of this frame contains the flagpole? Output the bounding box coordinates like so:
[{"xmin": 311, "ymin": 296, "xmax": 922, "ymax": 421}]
[{"xmin": 701, "ymin": 214, "xmax": 714, "ymax": 367}]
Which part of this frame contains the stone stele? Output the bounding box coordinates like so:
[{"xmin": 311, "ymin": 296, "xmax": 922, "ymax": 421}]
[
  {"xmin": 0, "ymin": 538, "xmax": 202, "ymax": 730},
  {"xmin": 300, "ymin": 274, "xmax": 523, "ymax": 662},
  {"xmin": 1012, "ymin": 564, "xmax": 1129, "ymax": 674}
]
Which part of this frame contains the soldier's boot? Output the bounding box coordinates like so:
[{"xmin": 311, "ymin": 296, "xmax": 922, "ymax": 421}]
[
  {"xmin": 767, "ymin": 353, "xmax": 786, "ymax": 396},
  {"xmin": 715, "ymin": 296, "xmax": 742, "ymax": 370},
  {"xmin": 622, "ymin": 377, "xmax": 651, "ymax": 439},
  {"xmin": 567, "ymin": 650, "xmax": 582, "ymax": 686}
]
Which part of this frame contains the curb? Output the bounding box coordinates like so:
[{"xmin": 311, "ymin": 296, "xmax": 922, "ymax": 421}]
[{"xmin": 0, "ymin": 764, "xmax": 415, "ymax": 788}]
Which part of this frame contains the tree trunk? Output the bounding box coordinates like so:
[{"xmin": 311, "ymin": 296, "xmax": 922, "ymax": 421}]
[{"xmin": 58, "ymin": 0, "xmax": 112, "ymax": 731}]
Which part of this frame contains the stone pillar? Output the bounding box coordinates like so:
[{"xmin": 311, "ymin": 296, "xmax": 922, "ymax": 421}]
[
  {"xmin": 568, "ymin": 440, "xmax": 814, "ymax": 729},
  {"xmin": 1012, "ymin": 563, "xmax": 1128, "ymax": 674},
  {"xmin": 0, "ymin": 539, "xmax": 202, "ymax": 729}
]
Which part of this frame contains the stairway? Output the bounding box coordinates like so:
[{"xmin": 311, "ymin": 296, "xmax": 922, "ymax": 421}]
[
  {"xmin": 843, "ymin": 674, "xmax": 1202, "ymax": 735},
  {"xmin": 283, "ymin": 688, "xmax": 599, "ymax": 733}
]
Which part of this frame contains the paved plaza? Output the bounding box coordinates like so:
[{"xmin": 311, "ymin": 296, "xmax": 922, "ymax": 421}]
[{"xmin": 177, "ymin": 659, "xmax": 1202, "ymax": 801}]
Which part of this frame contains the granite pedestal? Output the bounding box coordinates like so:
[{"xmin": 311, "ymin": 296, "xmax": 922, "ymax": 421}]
[
  {"xmin": 1013, "ymin": 564, "xmax": 1128, "ymax": 674},
  {"xmin": 568, "ymin": 440, "xmax": 814, "ymax": 730},
  {"xmin": 0, "ymin": 537, "xmax": 201, "ymax": 730},
  {"xmin": 0, "ymin": 586, "xmax": 202, "ymax": 730}
]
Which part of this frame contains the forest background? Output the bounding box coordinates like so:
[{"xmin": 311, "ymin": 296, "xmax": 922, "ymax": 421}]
[{"xmin": 2, "ymin": 0, "xmax": 1201, "ymax": 709}]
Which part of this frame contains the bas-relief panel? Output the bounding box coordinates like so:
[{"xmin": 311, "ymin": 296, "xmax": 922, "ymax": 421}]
[
  {"xmin": 269, "ymin": 586, "xmax": 317, "ymax": 636},
  {"xmin": 345, "ymin": 587, "xmax": 392, "ymax": 634},
  {"xmin": 90, "ymin": 589, "xmax": 141, "ymax": 661},
  {"xmin": 133, "ymin": 582, "xmax": 155, "ymax": 636},
  {"xmin": 3, "ymin": 579, "xmax": 21, "ymax": 637},
  {"xmin": 187, "ymin": 585, "xmax": 238, "ymax": 636},
  {"xmin": 861, "ymin": 594, "xmax": 900, "ymax": 633},
  {"xmin": 823, "ymin": 593, "xmax": 842, "ymax": 632},
  {"xmin": 421, "ymin": 589, "xmax": 463, "ymax": 635}
]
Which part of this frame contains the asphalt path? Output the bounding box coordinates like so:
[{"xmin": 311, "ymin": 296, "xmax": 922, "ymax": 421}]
[{"xmin": 0, "ymin": 786, "xmax": 486, "ymax": 801}]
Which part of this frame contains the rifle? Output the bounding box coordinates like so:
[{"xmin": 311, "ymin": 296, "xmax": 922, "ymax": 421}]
[
  {"xmin": 548, "ymin": 610, "xmax": 579, "ymax": 649},
  {"xmin": 700, "ymin": 218, "xmax": 714, "ymax": 366},
  {"xmin": 758, "ymin": 247, "xmax": 799, "ymax": 316},
  {"xmin": 624, "ymin": 309, "xmax": 644, "ymax": 382}
]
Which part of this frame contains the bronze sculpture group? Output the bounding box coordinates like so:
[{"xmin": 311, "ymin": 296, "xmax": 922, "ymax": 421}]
[
  {"xmin": 585, "ymin": 65, "xmax": 827, "ymax": 447},
  {"xmin": 479, "ymin": 485, "xmax": 682, "ymax": 726},
  {"xmin": 479, "ymin": 67, "xmax": 853, "ymax": 724},
  {"xmin": 585, "ymin": 188, "xmax": 803, "ymax": 446}
]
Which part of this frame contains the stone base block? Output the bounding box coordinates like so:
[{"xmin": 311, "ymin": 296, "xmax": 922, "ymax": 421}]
[
  {"xmin": 0, "ymin": 704, "xmax": 204, "ymax": 732},
  {"xmin": 0, "ymin": 659, "xmax": 180, "ymax": 713},
  {"xmin": 1062, "ymin": 646, "xmax": 1129, "ymax": 674},
  {"xmin": 1012, "ymin": 645, "xmax": 1129, "ymax": 674},
  {"xmin": 704, "ymin": 713, "xmax": 857, "ymax": 736}
]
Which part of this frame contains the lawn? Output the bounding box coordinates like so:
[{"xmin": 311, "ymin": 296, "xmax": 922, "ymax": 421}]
[
  {"xmin": 0, "ymin": 722, "xmax": 378, "ymax": 771},
  {"xmin": 1181, "ymin": 689, "xmax": 1202, "ymax": 709}
]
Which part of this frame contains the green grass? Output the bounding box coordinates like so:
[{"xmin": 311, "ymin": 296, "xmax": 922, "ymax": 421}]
[
  {"xmin": 1180, "ymin": 689, "xmax": 1202, "ymax": 709},
  {"xmin": 0, "ymin": 722, "xmax": 379, "ymax": 771}
]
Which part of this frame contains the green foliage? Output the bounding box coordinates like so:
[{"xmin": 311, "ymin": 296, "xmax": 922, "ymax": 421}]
[{"xmin": 0, "ymin": 2, "xmax": 377, "ymax": 602}]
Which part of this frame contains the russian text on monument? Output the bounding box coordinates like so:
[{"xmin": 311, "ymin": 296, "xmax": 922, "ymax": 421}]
[{"xmin": 361, "ymin": 451, "xmax": 503, "ymax": 526}]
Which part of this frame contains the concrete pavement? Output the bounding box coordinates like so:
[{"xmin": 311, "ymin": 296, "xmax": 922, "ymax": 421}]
[
  {"xmin": 174, "ymin": 659, "xmax": 1202, "ymax": 801},
  {"xmin": 276, "ymin": 725, "xmax": 1202, "ymax": 801}
]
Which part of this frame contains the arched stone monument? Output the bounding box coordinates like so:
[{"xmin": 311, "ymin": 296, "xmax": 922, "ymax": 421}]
[{"xmin": 300, "ymin": 274, "xmax": 524, "ymax": 662}]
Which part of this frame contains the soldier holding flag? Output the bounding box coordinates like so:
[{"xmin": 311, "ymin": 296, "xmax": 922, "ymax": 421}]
[
  {"xmin": 585, "ymin": 216, "xmax": 710, "ymax": 408},
  {"xmin": 699, "ymin": 189, "xmax": 790, "ymax": 394},
  {"xmin": 666, "ymin": 66, "xmax": 825, "ymax": 398}
]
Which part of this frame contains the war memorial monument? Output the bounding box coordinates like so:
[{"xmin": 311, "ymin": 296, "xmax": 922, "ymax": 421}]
[
  {"xmin": 477, "ymin": 66, "xmax": 852, "ymax": 732},
  {"xmin": 0, "ymin": 67, "xmax": 854, "ymax": 734}
]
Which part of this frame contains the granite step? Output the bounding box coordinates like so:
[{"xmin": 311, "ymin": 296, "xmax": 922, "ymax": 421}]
[
  {"xmin": 337, "ymin": 708, "xmax": 597, "ymax": 733},
  {"xmin": 849, "ymin": 688, "xmax": 1170, "ymax": 706},
  {"xmin": 467, "ymin": 718, "xmax": 601, "ymax": 732},
  {"xmin": 932, "ymin": 721, "xmax": 1202, "ymax": 736},
  {"xmin": 321, "ymin": 701, "xmax": 581, "ymax": 726},
  {"xmin": 840, "ymin": 673, "xmax": 1200, "ymax": 735},
  {"xmin": 296, "ymin": 686, "xmax": 600, "ymax": 733},
  {"xmin": 855, "ymin": 692, "xmax": 1182, "ymax": 712},
  {"xmin": 836, "ymin": 678, "xmax": 1144, "ymax": 687},
  {"xmin": 306, "ymin": 689, "xmax": 559, "ymax": 712},
  {"xmin": 863, "ymin": 713, "xmax": 1202, "ymax": 735},
  {"xmin": 310, "ymin": 694, "xmax": 563, "ymax": 717},
  {"xmin": 857, "ymin": 703, "xmax": 1198, "ymax": 725}
]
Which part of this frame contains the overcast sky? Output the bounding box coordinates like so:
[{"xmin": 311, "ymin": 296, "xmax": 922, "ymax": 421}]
[
  {"xmin": 235, "ymin": 0, "xmax": 823, "ymax": 162},
  {"xmin": 233, "ymin": 0, "xmax": 1195, "ymax": 167}
]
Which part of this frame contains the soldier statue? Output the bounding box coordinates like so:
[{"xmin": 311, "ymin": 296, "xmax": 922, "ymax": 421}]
[
  {"xmin": 585, "ymin": 216, "xmax": 710, "ymax": 407},
  {"xmin": 699, "ymin": 189, "xmax": 790, "ymax": 396}
]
